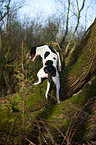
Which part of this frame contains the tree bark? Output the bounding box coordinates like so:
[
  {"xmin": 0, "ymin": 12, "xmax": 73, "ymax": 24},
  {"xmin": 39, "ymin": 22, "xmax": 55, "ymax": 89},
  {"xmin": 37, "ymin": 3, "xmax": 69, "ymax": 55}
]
[{"xmin": 60, "ymin": 18, "xmax": 96, "ymax": 100}]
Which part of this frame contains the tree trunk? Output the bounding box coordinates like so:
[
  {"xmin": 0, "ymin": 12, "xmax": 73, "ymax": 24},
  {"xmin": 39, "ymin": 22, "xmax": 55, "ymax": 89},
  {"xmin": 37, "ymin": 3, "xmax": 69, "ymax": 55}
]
[
  {"xmin": 60, "ymin": 18, "xmax": 96, "ymax": 100},
  {"xmin": 0, "ymin": 27, "xmax": 4, "ymax": 80}
]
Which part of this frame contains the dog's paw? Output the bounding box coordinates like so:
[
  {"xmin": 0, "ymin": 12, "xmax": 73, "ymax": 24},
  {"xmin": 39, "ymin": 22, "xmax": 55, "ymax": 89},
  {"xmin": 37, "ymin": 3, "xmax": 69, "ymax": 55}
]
[
  {"xmin": 33, "ymin": 82, "xmax": 40, "ymax": 85},
  {"xmin": 57, "ymin": 100, "xmax": 60, "ymax": 104},
  {"xmin": 33, "ymin": 83, "xmax": 37, "ymax": 85}
]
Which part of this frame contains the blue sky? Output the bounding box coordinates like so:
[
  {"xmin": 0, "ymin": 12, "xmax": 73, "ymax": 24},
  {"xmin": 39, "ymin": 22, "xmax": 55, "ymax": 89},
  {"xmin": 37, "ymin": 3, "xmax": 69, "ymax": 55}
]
[
  {"xmin": 17, "ymin": 0, "xmax": 57, "ymax": 20},
  {"xmin": 14, "ymin": 0, "xmax": 96, "ymax": 29}
]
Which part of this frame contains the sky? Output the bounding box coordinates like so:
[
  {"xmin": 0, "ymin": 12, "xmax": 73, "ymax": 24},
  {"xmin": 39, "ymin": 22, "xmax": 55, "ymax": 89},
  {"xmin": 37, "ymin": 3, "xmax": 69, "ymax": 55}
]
[
  {"xmin": 17, "ymin": 0, "xmax": 57, "ymax": 21},
  {"xmin": 11, "ymin": 0, "xmax": 96, "ymax": 29}
]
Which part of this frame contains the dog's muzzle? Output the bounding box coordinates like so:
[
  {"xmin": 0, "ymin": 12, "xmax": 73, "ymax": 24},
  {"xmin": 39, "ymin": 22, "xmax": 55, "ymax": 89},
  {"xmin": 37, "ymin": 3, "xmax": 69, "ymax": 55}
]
[
  {"xmin": 28, "ymin": 55, "xmax": 35, "ymax": 61},
  {"xmin": 28, "ymin": 56, "xmax": 31, "ymax": 60}
]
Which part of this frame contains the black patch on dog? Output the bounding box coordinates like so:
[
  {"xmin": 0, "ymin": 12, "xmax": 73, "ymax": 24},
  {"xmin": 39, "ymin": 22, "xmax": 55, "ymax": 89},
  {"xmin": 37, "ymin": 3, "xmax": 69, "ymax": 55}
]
[
  {"xmin": 48, "ymin": 46, "xmax": 57, "ymax": 54},
  {"xmin": 30, "ymin": 47, "xmax": 36, "ymax": 55},
  {"xmin": 45, "ymin": 60, "xmax": 53, "ymax": 66},
  {"xmin": 44, "ymin": 60, "xmax": 56, "ymax": 82},
  {"xmin": 53, "ymin": 57, "xmax": 56, "ymax": 60},
  {"xmin": 44, "ymin": 51, "xmax": 50, "ymax": 59}
]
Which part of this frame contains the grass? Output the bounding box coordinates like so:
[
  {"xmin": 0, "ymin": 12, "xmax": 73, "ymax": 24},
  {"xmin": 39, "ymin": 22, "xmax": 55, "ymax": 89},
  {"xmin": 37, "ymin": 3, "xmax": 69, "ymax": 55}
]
[{"xmin": 0, "ymin": 79, "xmax": 96, "ymax": 144}]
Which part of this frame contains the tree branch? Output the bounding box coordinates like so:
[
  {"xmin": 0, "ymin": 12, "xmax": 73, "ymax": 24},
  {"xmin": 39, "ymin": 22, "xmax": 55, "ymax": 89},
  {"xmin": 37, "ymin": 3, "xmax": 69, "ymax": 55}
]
[
  {"xmin": 0, "ymin": 0, "xmax": 11, "ymax": 21},
  {"xmin": 60, "ymin": 0, "xmax": 70, "ymax": 48},
  {"xmin": 64, "ymin": 0, "xmax": 85, "ymax": 56}
]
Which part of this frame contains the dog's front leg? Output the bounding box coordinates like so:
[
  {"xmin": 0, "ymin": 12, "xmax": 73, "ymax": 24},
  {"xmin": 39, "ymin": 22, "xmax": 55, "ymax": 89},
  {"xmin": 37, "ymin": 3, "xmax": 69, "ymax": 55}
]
[
  {"xmin": 34, "ymin": 67, "xmax": 48, "ymax": 86},
  {"xmin": 33, "ymin": 77, "xmax": 41, "ymax": 85}
]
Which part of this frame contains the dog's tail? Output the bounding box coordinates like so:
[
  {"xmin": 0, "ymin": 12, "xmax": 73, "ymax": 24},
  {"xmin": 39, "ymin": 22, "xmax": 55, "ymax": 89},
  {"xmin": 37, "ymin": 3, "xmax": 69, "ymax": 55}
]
[
  {"xmin": 44, "ymin": 65, "xmax": 55, "ymax": 83},
  {"xmin": 48, "ymin": 72, "xmax": 52, "ymax": 83}
]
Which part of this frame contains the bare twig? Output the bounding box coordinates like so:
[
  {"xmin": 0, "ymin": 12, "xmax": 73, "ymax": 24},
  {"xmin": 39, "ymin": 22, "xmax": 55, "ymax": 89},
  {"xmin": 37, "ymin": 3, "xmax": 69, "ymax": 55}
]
[
  {"xmin": 39, "ymin": 120, "xmax": 57, "ymax": 145},
  {"xmin": 25, "ymin": 138, "xmax": 36, "ymax": 145},
  {"xmin": 0, "ymin": 0, "xmax": 11, "ymax": 21},
  {"xmin": 65, "ymin": 96, "xmax": 96, "ymax": 143},
  {"xmin": 35, "ymin": 119, "xmax": 42, "ymax": 145},
  {"xmin": 51, "ymin": 41, "xmax": 64, "ymax": 61},
  {"xmin": 60, "ymin": 0, "xmax": 70, "ymax": 48},
  {"xmin": 5, "ymin": 113, "xmax": 19, "ymax": 145},
  {"xmin": 21, "ymin": 40, "xmax": 24, "ymax": 71},
  {"xmin": 64, "ymin": 0, "xmax": 85, "ymax": 56}
]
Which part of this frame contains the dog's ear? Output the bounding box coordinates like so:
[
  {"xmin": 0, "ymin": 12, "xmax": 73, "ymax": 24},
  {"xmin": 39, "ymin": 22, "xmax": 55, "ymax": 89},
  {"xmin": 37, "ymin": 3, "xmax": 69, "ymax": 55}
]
[{"xmin": 30, "ymin": 47, "xmax": 36, "ymax": 56}]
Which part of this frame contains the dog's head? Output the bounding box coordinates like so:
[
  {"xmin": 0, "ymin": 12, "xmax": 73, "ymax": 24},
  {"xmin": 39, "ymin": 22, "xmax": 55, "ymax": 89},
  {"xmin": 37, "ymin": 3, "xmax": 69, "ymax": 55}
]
[{"xmin": 29, "ymin": 47, "xmax": 36, "ymax": 61}]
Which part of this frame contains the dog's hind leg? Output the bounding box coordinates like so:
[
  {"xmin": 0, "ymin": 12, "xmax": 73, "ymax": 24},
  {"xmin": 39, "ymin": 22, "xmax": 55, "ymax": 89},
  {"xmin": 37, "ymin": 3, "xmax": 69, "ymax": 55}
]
[
  {"xmin": 45, "ymin": 71, "xmax": 52, "ymax": 99},
  {"xmin": 46, "ymin": 81, "xmax": 50, "ymax": 99},
  {"xmin": 52, "ymin": 73, "xmax": 60, "ymax": 103}
]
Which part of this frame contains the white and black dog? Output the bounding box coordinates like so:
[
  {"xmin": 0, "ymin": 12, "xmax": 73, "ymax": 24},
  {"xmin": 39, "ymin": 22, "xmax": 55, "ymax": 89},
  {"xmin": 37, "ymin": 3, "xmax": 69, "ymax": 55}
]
[{"xmin": 29, "ymin": 45, "xmax": 61, "ymax": 103}]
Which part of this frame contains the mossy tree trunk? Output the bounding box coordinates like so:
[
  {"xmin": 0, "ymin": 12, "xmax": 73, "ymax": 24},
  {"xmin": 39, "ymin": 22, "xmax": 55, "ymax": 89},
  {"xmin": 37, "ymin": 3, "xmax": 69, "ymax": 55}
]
[{"xmin": 60, "ymin": 18, "xmax": 96, "ymax": 100}]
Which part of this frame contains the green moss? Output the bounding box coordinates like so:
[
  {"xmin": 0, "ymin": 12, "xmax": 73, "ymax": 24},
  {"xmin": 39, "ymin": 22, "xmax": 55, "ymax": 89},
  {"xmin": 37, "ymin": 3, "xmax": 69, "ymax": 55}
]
[
  {"xmin": 25, "ymin": 81, "xmax": 47, "ymax": 112},
  {"xmin": 0, "ymin": 79, "xmax": 96, "ymax": 144}
]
